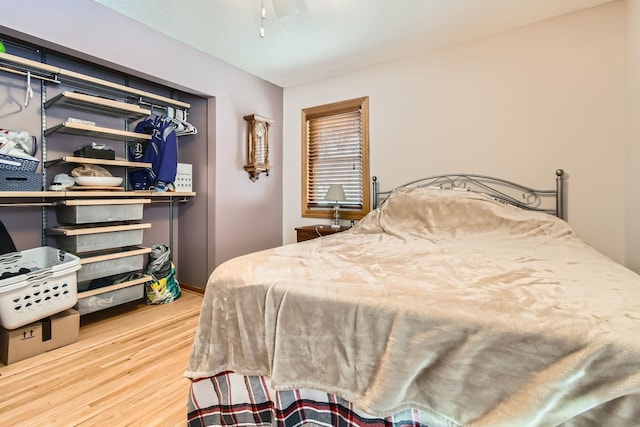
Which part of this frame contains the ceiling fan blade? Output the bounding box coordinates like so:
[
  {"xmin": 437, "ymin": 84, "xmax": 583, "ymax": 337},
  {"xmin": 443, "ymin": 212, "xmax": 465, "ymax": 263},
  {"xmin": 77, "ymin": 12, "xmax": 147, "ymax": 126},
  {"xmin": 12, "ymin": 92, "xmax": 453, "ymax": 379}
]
[{"xmin": 272, "ymin": 0, "xmax": 299, "ymax": 17}]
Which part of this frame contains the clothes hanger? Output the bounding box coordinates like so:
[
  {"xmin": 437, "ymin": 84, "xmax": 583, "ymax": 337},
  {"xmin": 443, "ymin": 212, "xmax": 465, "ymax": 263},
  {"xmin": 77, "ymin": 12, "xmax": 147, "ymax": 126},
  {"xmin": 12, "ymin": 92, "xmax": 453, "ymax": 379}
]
[
  {"xmin": 162, "ymin": 107, "xmax": 197, "ymax": 136},
  {"xmin": 0, "ymin": 91, "xmax": 23, "ymax": 118},
  {"xmin": 172, "ymin": 108, "xmax": 197, "ymax": 136},
  {"xmin": 24, "ymin": 70, "xmax": 33, "ymax": 107}
]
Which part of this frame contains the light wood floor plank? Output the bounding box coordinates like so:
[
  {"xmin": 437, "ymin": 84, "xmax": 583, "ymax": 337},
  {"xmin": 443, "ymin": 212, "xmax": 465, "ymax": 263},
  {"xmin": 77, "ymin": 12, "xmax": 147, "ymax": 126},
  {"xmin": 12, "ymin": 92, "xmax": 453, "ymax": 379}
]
[{"xmin": 0, "ymin": 289, "xmax": 203, "ymax": 426}]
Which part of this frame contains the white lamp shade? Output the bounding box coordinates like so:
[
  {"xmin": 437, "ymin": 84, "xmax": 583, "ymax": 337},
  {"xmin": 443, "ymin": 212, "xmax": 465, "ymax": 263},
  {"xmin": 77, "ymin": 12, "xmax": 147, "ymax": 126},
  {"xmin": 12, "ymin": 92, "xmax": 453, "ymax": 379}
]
[{"xmin": 324, "ymin": 184, "xmax": 346, "ymax": 202}]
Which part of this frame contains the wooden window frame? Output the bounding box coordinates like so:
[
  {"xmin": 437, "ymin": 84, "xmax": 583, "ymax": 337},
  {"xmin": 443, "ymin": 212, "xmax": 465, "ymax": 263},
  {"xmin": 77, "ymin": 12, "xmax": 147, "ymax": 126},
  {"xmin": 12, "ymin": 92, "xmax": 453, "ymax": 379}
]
[{"xmin": 301, "ymin": 96, "xmax": 370, "ymax": 221}]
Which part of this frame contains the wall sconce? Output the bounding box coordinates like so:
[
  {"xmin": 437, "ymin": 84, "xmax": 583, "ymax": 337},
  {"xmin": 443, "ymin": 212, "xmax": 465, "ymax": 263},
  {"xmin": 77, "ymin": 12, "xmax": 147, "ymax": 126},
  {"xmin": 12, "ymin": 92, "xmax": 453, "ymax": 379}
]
[
  {"xmin": 244, "ymin": 114, "xmax": 274, "ymax": 182},
  {"xmin": 324, "ymin": 184, "xmax": 347, "ymax": 229}
]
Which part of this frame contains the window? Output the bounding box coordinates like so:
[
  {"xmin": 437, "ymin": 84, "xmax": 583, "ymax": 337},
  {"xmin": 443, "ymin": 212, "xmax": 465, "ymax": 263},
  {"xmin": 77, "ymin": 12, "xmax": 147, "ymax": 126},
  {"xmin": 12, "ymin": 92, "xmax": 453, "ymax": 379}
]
[{"xmin": 302, "ymin": 96, "xmax": 370, "ymax": 220}]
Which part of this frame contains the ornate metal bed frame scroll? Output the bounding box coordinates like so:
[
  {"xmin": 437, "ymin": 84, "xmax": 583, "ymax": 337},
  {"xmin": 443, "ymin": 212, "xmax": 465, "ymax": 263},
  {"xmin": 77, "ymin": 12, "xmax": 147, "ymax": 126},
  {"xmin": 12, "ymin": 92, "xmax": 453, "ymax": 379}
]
[{"xmin": 372, "ymin": 169, "xmax": 566, "ymax": 220}]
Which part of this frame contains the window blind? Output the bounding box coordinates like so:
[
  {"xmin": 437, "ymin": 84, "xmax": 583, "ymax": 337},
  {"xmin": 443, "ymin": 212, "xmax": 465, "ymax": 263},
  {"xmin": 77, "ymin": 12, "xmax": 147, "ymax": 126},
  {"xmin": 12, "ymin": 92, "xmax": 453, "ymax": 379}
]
[{"xmin": 307, "ymin": 109, "xmax": 363, "ymax": 209}]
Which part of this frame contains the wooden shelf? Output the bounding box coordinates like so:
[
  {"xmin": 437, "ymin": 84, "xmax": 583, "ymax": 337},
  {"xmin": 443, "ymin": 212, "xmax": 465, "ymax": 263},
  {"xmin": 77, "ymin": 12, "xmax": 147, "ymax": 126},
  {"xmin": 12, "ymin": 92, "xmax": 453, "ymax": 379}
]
[
  {"xmin": 44, "ymin": 156, "xmax": 152, "ymax": 168},
  {"xmin": 59, "ymin": 68, "xmax": 190, "ymax": 109},
  {"xmin": 47, "ymin": 222, "xmax": 151, "ymax": 236},
  {"xmin": 129, "ymin": 190, "xmax": 196, "ymax": 197},
  {"xmin": 55, "ymin": 198, "xmax": 151, "ymax": 206},
  {"xmin": 45, "ymin": 121, "xmax": 151, "ymax": 142},
  {"xmin": 0, "ymin": 191, "xmax": 195, "ymax": 199},
  {"xmin": 0, "ymin": 51, "xmax": 59, "ymax": 80},
  {"xmin": 45, "ymin": 91, "xmax": 150, "ymax": 120},
  {"xmin": 79, "ymin": 246, "xmax": 151, "ymax": 265},
  {"xmin": 78, "ymin": 274, "xmax": 152, "ymax": 299}
]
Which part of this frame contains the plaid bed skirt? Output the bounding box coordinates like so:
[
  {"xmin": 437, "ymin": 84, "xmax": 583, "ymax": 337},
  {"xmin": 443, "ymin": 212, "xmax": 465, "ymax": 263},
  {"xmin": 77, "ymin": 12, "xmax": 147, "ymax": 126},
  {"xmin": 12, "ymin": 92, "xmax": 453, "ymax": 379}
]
[{"xmin": 188, "ymin": 371, "xmax": 430, "ymax": 427}]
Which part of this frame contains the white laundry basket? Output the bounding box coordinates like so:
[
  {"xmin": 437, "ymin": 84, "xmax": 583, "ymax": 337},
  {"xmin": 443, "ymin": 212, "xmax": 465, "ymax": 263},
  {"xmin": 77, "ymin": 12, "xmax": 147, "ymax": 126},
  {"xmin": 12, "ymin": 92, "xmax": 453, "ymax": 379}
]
[{"xmin": 0, "ymin": 247, "xmax": 81, "ymax": 329}]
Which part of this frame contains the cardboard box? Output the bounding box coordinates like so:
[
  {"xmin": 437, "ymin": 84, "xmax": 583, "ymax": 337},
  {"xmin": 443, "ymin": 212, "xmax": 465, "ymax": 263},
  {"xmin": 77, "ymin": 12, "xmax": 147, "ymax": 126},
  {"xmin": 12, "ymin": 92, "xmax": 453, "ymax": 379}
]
[
  {"xmin": 0, "ymin": 309, "xmax": 79, "ymax": 365},
  {"xmin": 41, "ymin": 309, "xmax": 80, "ymax": 352},
  {"xmin": 0, "ymin": 322, "xmax": 43, "ymax": 364}
]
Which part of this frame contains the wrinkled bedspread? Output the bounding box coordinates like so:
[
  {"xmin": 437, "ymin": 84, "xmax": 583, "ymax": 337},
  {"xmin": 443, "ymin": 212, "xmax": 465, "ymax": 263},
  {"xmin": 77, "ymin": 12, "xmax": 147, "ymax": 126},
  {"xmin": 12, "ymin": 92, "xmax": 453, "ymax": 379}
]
[{"xmin": 186, "ymin": 187, "xmax": 640, "ymax": 426}]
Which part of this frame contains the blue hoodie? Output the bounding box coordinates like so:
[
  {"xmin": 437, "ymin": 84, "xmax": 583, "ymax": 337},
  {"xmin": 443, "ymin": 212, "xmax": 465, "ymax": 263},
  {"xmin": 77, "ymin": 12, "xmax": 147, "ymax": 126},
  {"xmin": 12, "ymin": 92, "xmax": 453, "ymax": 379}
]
[{"xmin": 128, "ymin": 115, "xmax": 178, "ymax": 191}]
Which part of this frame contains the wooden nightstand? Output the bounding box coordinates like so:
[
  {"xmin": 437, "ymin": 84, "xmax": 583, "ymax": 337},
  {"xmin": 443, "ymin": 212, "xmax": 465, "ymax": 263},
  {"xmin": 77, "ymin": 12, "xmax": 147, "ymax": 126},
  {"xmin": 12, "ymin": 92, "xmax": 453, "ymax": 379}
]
[{"xmin": 295, "ymin": 225, "xmax": 351, "ymax": 242}]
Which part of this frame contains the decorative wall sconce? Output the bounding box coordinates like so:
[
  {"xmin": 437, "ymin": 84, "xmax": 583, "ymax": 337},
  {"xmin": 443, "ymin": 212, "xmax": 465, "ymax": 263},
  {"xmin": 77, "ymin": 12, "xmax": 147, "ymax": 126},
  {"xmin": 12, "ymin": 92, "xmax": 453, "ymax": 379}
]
[{"xmin": 243, "ymin": 114, "xmax": 274, "ymax": 181}]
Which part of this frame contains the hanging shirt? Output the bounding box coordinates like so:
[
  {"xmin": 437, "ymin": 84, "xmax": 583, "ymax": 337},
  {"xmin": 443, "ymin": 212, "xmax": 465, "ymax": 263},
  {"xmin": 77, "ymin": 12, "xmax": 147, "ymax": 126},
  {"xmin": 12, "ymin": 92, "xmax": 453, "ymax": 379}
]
[{"xmin": 128, "ymin": 115, "xmax": 178, "ymax": 191}]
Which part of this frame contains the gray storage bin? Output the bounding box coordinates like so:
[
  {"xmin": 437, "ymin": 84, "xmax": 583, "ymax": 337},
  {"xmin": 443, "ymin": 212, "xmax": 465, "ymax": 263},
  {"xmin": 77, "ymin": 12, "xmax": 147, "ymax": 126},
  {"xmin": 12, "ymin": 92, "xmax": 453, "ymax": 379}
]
[
  {"xmin": 75, "ymin": 284, "xmax": 144, "ymax": 315},
  {"xmin": 47, "ymin": 223, "xmax": 150, "ymax": 253},
  {"xmin": 55, "ymin": 199, "xmax": 150, "ymax": 224},
  {"xmin": 77, "ymin": 247, "xmax": 150, "ymax": 283},
  {"xmin": 0, "ymin": 171, "xmax": 42, "ymax": 191},
  {"xmin": 0, "ymin": 153, "xmax": 39, "ymax": 172}
]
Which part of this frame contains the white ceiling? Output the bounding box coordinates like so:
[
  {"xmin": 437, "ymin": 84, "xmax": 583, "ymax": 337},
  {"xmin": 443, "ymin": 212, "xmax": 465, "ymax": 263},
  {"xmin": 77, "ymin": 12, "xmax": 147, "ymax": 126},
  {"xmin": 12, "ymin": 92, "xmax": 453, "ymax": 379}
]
[{"xmin": 94, "ymin": 0, "xmax": 615, "ymax": 88}]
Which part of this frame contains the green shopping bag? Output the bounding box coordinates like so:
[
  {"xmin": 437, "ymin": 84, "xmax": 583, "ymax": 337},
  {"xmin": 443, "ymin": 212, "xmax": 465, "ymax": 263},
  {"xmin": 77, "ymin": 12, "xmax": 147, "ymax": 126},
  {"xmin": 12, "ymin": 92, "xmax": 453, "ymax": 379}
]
[{"xmin": 145, "ymin": 244, "xmax": 181, "ymax": 304}]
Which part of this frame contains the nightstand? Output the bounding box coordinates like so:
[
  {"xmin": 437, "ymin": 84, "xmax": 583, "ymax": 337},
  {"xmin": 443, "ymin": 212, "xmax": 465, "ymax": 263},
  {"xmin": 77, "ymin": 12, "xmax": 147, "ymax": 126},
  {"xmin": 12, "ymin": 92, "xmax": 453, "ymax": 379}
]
[{"xmin": 295, "ymin": 225, "xmax": 351, "ymax": 242}]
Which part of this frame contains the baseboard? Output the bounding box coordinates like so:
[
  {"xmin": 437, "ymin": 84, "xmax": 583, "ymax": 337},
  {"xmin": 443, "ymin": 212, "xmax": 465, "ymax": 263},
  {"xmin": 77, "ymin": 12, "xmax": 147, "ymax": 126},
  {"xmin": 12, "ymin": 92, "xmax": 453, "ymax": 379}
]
[{"xmin": 180, "ymin": 283, "xmax": 205, "ymax": 295}]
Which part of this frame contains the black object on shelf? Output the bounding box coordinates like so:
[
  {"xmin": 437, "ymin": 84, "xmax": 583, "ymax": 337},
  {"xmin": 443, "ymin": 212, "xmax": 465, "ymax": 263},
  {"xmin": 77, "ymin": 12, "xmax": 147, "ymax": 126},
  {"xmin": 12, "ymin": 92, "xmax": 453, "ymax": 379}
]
[{"xmin": 73, "ymin": 145, "xmax": 116, "ymax": 160}]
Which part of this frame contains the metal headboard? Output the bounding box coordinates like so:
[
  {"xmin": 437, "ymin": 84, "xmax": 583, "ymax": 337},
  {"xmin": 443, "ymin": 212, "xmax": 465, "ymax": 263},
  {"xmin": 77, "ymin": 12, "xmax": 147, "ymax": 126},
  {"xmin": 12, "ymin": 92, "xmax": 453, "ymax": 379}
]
[{"xmin": 372, "ymin": 169, "xmax": 566, "ymax": 220}]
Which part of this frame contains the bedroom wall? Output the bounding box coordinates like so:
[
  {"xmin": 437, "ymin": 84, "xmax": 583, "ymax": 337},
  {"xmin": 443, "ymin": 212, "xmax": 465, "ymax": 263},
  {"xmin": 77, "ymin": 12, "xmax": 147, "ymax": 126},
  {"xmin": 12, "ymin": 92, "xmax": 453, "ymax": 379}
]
[
  {"xmin": 0, "ymin": 0, "xmax": 283, "ymax": 288},
  {"xmin": 282, "ymin": 2, "xmax": 627, "ymax": 265},
  {"xmin": 625, "ymin": 0, "xmax": 640, "ymax": 272}
]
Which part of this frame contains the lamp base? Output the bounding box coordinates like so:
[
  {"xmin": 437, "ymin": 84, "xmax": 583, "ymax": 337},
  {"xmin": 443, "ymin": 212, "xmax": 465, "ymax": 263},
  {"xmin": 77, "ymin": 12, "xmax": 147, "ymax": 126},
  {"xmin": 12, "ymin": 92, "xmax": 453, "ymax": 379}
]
[{"xmin": 332, "ymin": 205, "xmax": 341, "ymax": 229}]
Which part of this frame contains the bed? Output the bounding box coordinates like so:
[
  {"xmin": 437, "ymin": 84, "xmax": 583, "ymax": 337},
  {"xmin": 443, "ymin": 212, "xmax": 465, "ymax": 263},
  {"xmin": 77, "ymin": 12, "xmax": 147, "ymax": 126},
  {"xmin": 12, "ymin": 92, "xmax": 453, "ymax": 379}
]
[{"xmin": 185, "ymin": 170, "xmax": 640, "ymax": 426}]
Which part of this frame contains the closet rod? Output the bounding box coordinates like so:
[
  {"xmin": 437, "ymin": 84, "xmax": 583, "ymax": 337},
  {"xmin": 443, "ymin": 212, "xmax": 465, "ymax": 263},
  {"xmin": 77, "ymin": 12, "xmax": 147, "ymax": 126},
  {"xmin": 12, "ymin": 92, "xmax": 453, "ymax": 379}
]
[
  {"xmin": 137, "ymin": 99, "xmax": 189, "ymax": 119},
  {"xmin": 138, "ymin": 98, "xmax": 167, "ymax": 110},
  {"xmin": 0, "ymin": 202, "xmax": 56, "ymax": 208},
  {"xmin": 149, "ymin": 198, "xmax": 190, "ymax": 204},
  {"xmin": 0, "ymin": 65, "xmax": 60, "ymax": 83}
]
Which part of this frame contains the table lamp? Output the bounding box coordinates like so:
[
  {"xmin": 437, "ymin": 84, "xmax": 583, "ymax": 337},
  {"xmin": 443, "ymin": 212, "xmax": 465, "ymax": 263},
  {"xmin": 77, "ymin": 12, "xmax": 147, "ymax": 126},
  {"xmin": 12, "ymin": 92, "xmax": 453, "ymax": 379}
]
[{"xmin": 324, "ymin": 184, "xmax": 346, "ymax": 229}]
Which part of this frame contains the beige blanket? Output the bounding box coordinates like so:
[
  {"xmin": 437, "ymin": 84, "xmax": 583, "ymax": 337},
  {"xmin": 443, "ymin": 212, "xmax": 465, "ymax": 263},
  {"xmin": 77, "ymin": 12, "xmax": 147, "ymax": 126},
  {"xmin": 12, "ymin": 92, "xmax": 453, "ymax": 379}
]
[{"xmin": 186, "ymin": 187, "xmax": 640, "ymax": 426}]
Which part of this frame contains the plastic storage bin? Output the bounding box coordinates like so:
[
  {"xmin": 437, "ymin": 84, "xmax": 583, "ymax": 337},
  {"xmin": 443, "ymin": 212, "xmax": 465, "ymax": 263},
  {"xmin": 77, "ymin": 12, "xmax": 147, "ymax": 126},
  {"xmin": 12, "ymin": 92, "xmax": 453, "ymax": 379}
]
[
  {"xmin": 0, "ymin": 171, "xmax": 42, "ymax": 191},
  {"xmin": 77, "ymin": 247, "xmax": 150, "ymax": 284},
  {"xmin": 55, "ymin": 199, "xmax": 150, "ymax": 224},
  {"xmin": 47, "ymin": 223, "xmax": 151, "ymax": 253},
  {"xmin": 0, "ymin": 247, "xmax": 81, "ymax": 329},
  {"xmin": 75, "ymin": 284, "xmax": 143, "ymax": 315},
  {"xmin": 0, "ymin": 153, "xmax": 39, "ymax": 172}
]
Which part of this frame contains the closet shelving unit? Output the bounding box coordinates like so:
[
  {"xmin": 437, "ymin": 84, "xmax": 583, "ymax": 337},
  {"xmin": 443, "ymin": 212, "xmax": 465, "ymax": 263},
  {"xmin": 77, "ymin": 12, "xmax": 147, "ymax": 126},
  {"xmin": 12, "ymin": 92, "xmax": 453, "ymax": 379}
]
[
  {"xmin": 0, "ymin": 50, "xmax": 195, "ymax": 199},
  {"xmin": 0, "ymin": 50, "xmax": 194, "ymax": 314}
]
